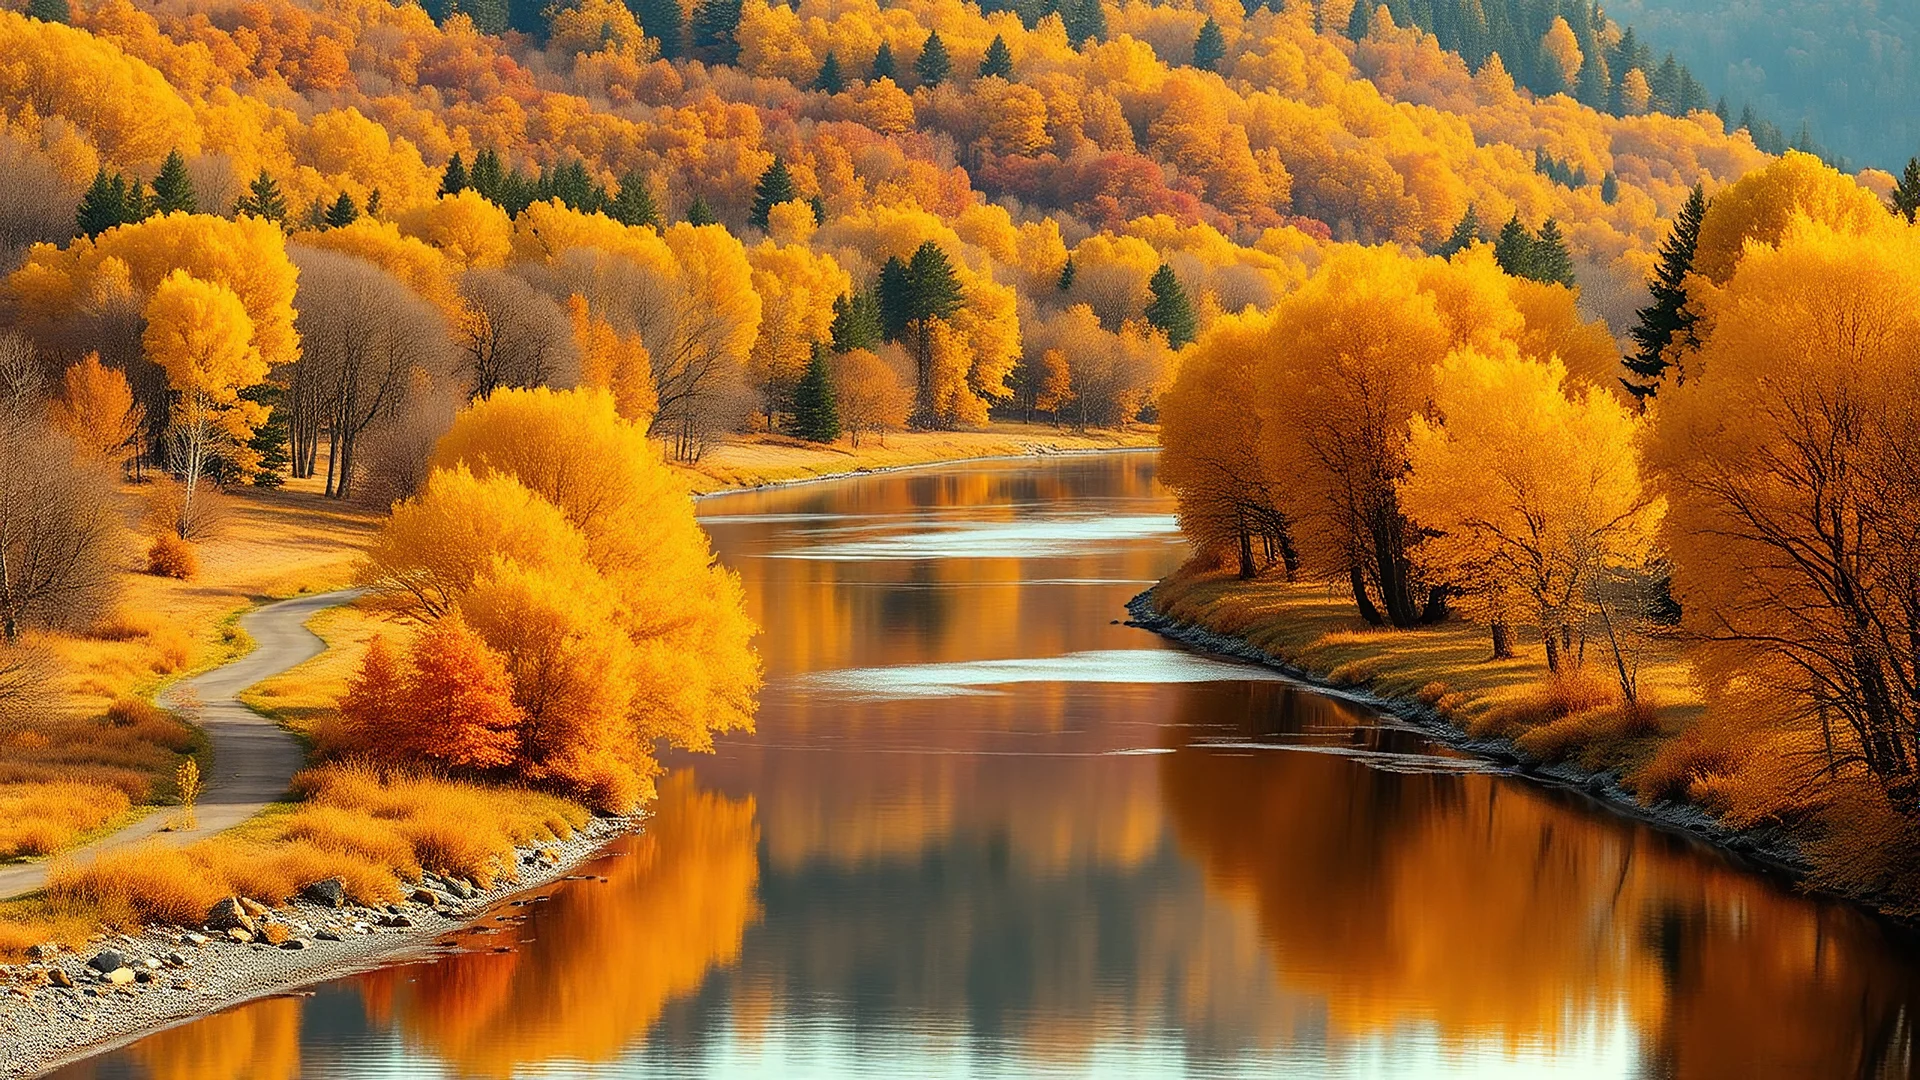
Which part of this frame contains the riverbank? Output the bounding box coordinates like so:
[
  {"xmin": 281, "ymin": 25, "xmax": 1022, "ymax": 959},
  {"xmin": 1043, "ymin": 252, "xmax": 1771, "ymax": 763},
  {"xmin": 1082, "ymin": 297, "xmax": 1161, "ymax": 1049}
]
[
  {"xmin": 671, "ymin": 423, "xmax": 1157, "ymax": 494},
  {"xmin": 1128, "ymin": 577, "xmax": 1809, "ymax": 873},
  {"xmin": 0, "ymin": 812, "xmax": 632, "ymax": 1079}
]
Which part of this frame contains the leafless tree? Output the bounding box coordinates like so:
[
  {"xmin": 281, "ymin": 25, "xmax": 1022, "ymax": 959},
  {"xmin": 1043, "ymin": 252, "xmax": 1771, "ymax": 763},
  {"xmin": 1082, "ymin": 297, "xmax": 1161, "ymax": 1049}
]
[
  {"xmin": 354, "ymin": 373, "xmax": 462, "ymax": 506},
  {"xmin": 454, "ymin": 268, "xmax": 578, "ymax": 401},
  {"xmin": 0, "ymin": 409, "xmax": 125, "ymax": 644},
  {"xmin": 0, "ymin": 130, "xmax": 79, "ymax": 270},
  {"xmin": 291, "ymin": 246, "xmax": 455, "ymax": 499}
]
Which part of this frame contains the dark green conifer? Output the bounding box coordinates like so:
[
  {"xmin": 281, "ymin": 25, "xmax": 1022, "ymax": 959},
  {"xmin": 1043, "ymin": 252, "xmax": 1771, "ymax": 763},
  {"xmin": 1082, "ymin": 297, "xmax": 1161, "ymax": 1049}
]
[
  {"xmin": 1493, "ymin": 214, "xmax": 1536, "ymax": 279},
  {"xmin": 631, "ymin": 0, "xmax": 684, "ymax": 58},
  {"xmin": 609, "ymin": 171, "xmax": 661, "ymax": 227},
  {"xmin": 748, "ymin": 155, "xmax": 798, "ymax": 229},
  {"xmin": 1892, "ymin": 158, "xmax": 1920, "ymax": 223},
  {"xmin": 149, "ymin": 150, "xmax": 196, "ymax": 215},
  {"xmin": 1624, "ymin": 184, "xmax": 1706, "ymax": 400},
  {"xmin": 1056, "ymin": 256, "xmax": 1076, "ymax": 291},
  {"xmin": 232, "ymin": 169, "xmax": 289, "ymax": 225},
  {"xmin": 979, "ymin": 34, "xmax": 1014, "ymax": 79},
  {"xmin": 440, "ymin": 152, "xmax": 470, "ymax": 195},
  {"xmin": 1434, "ymin": 204, "xmax": 1481, "ymax": 258},
  {"xmin": 869, "ymin": 41, "xmax": 896, "ymax": 81},
  {"xmin": 1530, "ymin": 218, "xmax": 1576, "ymax": 287},
  {"xmin": 814, "ymin": 49, "xmax": 845, "ymax": 93},
  {"xmin": 324, "ymin": 191, "xmax": 360, "ymax": 229},
  {"xmin": 1142, "ymin": 263, "xmax": 1196, "ymax": 349},
  {"xmin": 689, "ymin": 0, "xmax": 743, "ymax": 64},
  {"xmin": 914, "ymin": 30, "xmax": 951, "ymax": 87},
  {"xmin": 27, "ymin": 0, "xmax": 69, "ymax": 24},
  {"xmin": 684, "ymin": 194, "xmax": 716, "ymax": 225},
  {"xmin": 791, "ymin": 346, "xmax": 841, "ymax": 442},
  {"xmin": 1191, "ymin": 17, "xmax": 1224, "ymax": 70}
]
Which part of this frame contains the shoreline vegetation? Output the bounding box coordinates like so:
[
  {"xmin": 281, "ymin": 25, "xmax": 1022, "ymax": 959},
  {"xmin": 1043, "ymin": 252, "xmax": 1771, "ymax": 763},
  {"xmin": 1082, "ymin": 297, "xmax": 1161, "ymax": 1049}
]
[{"xmin": 0, "ymin": 423, "xmax": 1142, "ymax": 1073}]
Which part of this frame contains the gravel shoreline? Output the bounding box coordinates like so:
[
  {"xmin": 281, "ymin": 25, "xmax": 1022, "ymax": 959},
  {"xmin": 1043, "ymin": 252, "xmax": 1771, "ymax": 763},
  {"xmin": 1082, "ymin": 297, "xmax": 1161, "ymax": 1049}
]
[
  {"xmin": 1125, "ymin": 590, "xmax": 1810, "ymax": 876},
  {"xmin": 0, "ymin": 813, "xmax": 637, "ymax": 1079}
]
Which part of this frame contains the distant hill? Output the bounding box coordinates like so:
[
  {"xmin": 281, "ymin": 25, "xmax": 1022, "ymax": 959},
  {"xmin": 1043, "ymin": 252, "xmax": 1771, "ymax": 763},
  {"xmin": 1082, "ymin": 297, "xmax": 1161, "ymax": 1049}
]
[{"xmin": 1613, "ymin": 0, "xmax": 1918, "ymax": 170}]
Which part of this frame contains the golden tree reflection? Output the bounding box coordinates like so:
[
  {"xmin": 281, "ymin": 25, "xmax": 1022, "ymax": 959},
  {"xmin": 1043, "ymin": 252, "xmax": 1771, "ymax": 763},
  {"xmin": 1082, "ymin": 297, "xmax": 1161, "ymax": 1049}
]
[{"xmin": 127, "ymin": 995, "xmax": 301, "ymax": 1080}]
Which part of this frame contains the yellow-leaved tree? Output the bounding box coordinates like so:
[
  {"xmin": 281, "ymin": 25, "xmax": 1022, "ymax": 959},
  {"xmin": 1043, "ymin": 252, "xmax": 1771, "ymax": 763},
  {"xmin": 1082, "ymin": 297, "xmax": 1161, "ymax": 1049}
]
[
  {"xmin": 359, "ymin": 387, "xmax": 759, "ymax": 810},
  {"xmin": 1401, "ymin": 347, "xmax": 1659, "ymax": 679},
  {"xmin": 141, "ymin": 270, "xmax": 269, "ymax": 538}
]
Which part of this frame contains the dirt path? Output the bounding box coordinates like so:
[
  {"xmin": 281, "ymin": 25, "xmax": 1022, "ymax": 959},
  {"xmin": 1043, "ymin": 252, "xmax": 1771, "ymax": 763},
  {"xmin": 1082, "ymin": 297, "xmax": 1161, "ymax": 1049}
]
[{"xmin": 0, "ymin": 589, "xmax": 363, "ymax": 899}]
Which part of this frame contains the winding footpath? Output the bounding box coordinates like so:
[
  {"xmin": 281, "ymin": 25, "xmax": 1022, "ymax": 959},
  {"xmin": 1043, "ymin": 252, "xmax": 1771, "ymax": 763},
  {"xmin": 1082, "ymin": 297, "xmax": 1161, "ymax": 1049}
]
[{"xmin": 0, "ymin": 589, "xmax": 363, "ymax": 900}]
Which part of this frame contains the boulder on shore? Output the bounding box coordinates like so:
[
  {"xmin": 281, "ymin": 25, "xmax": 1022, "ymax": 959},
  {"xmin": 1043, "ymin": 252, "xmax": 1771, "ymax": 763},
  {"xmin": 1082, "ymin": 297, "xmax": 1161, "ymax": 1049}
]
[
  {"xmin": 85, "ymin": 950, "xmax": 126, "ymax": 974},
  {"xmin": 205, "ymin": 898, "xmax": 257, "ymax": 934},
  {"xmin": 300, "ymin": 878, "xmax": 347, "ymax": 908}
]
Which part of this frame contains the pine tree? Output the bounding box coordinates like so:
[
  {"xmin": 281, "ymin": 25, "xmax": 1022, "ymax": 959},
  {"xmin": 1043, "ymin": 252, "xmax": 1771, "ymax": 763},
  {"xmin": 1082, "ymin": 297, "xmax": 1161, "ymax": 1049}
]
[
  {"xmin": 232, "ymin": 169, "xmax": 289, "ymax": 225},
  {"xmin": 365, "ymin": 188, "xmax": 384, "ymax": 218},
  {"xmin": 470, "ymin": 148, "xmax": 505, "ymax": 202},
  {"xmin": 631, "ymin": 0, "xmax": 684, "ymax": 59},
  {"xmin": 748, "ymin": 155, "xmax": 798, "ymax": 229},
  {"xmin": 906, "ymin": 241, "xmax": 963, "ymax": 324},
  {"xmin": 830, "ymin": 290, "xmax": 883, "ymax": 353},
  {"xmin": 76, "ymin": 170, "xmax": 137, "ymax": 238},
  {"xmin": 915, "ymin": 30, "xmax": 951, "ymax": 87},
  {"xmin": 1056, "ymin": 256, "xmax": 1076, "ymax": 291},
  {"xmin": 26, "ymin": 0, "xmax": 69, "ymax": 23},
  {"xmin": 1143, "ymin": 263, "xmax": 1196, "ymax": 349},
  {"xmin": 440, "ymin": 152, "xmax": 470, "ymax": 195},
  {"xmin": 303, "ymin": 198, "xmax": 328, "ymax": 230},
  {"xmin": 1063, "ymin": 0, "xmax": 1105, "ymax": 46},
  {"xmin": 242, "ymin": 384, "xmax": 289, "ymax": 487},
  {"xmin": 1892, "ymin": 158, "xmax": 1920, "ymax": 223},
  {"xmin": 1493, "ymin": 214, "xmax": 1536, "ymax": 279},
  {"xmin": 1600, "ymin": 172, "xmax": 1619, "ymax": 205},
  {"xmin": 542, "ymin": 158, "xmax": 605, "ymax": 212},
  {"xmin": 684, "ymin": 194, "xmax": 716, "ymax": 225},
  {"xmin": 149, "ymin": 150, "xmax": 196, "ymax": 215},
  {"xmin": 1191, "ymin": 17, "xmax": 1225, "ymax": 71},
  {"xmin": 1624, "ymin": 184, "xmax": 1706, "ymax": 400},
  {"xmin": 814, "ymin": 49, "xmax": 845, "ymax": 93},
  {"xmin": 870, "ymin": 41, "xmax": 896, "ymax": 81},
  {"xmin": 1435, "ymin": 204, "xmax": 1481, "ymax": 257},
  {"xmin": 325, "ymin": 191, "xmax": 360, "ymax": 228},
  {"xmin": 1530, "ymin": 218, "xmax": 1575, "ymax": 287},
  {"xmin": 609, "ymin": 171, "xmax": 660, "ymax": 228},
  {"xmin": 791, "ymin": 346, "xmax": 841, "ymax": 442},
  {"xmin": 978, "ymin": 34, "xmax": 1014, "ymax": 79},
  {"xmin": 689, "ymin": 0, "xmax": 743, "ymax": 64},
  {"xmin": 810, "ymin": 194, "xmax": 827, "ymax": 226},
  {"xmin": 876, "ymin": 255, "xmax": 913, "ymax": 341}
]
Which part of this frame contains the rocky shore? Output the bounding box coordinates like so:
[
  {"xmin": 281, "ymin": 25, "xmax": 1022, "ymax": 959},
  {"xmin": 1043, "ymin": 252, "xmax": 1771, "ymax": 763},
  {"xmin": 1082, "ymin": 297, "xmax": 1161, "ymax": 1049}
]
[
  {"xmin": 0, "ymin": 814, "xmax": 634, "ymax": 1079},
  {"xmin": 1125, "ymin": 590, "xmax": 1809, "ymax": 876}
]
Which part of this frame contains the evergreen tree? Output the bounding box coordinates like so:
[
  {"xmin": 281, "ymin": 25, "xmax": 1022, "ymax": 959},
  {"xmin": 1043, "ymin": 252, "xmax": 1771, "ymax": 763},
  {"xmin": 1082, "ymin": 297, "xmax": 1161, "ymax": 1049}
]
[
  {"xmin": 609, "ymin": 171, "xmax": 660, "ymax": 227},
  {"xmin": 810, "ymin": 194, "xmax": 827, "ymax": 226},
  {"xmin": 814, "ymin": 49, "xmax": 845, "ymax": 93},
  {"xmin": 76, "ymin": 170, "xmax": 140, "ymax": 238},
  {"xmin": 830, "ymin": 290, "xmax": 883, "ymax": 352},
  {"xmin": 631, "ymin": 0, "xmax": 684, "ymax": 59},
  {"xmin": 542, "ymin": 158, "xmax": 606, "ymax": 212},
  {"xmin": 870, "ymin": 41, "xmax": 896, "ymax": 81},
  {"xmin": 1434, "ymin": 204, "xmax": 1481, "ymax": 257},
  {"xmin": 876, "ymin": 255, "xmax": 913, "ymax": 341},
  {"xmin": 27, "ymin": 0, "xmax": 69, "ymax": 24},
  {"xmin": 748, "ymin": 155, "xmax": 798, "ymax": 229},
  {"xmin": 150, "ymin": 150, "xmax": 196, "ymax": 215},
  {"xmin": 365, "ymin": 189, "xmax": 384, "ymax": 218},
  {"xmin": 1062, "ymin": 0, "xmax": 1104, "ymax": 46},
  {"xmin": 1600, "ymin": 171, "xmax": 1619, "ymax": 205},
  {"xmin": 906, "ymin": 241, "xmax": 963, "ymax": 325},
  {"xmin": 325, "ymin": 191, "xmax": 360, "ymax": 228},
  {"xmin": 232, "ymin": 169, "xmax": 289, "ymax": 225},
  {"xmin": 1892, "ymin": 158, "xmax": 1920, "ymax": 223},
  {"xmin": 684, "ymin": 194, "xmax": 716, "ymax": 225},
  {"xmin": 243, "ymin": 384, "xmax": 289, "ymax": 487},
  {"xmin": 1191, "ymin": 17, "xmax": 1225, "ymax": 70},
  {"xmin": 303, "ymin": 198, "xmax": 328, "ymax": 230},
  {"xmin": 791, "ymin": 346, "xmax": 841, "ymax": 442},
  {"xmin": 1056, "ymin": 256, "xmax": 1076, "ymax": 290},
  {"xmin": 1530, "ymin": 218, "xmax": 1575, "ymax": 287},
  {"xmin": 979, "ymin": 34, "xmax": 1014, "ymax": 79},
  {"xmin": 1493, "ymin": 215, "xmax": 1536, "ymax": 279},
  {"xmin": 1143, "ymin": 263, "xmax": 1196, "ymax": 348},
  {"xmin": 1346, "ymin": 0, "xmax": 1371, "ymax": 41},
  {"xmin": 1624, "ymin": 184, "xmax": 1706, "ymax": 400},
  {"xmin": 470, "ymin": 148, "xmax": 505, "ymax": 202},
  {"xmin": 914, "ymin": 30, "xmax": 951, "ymax": 87},
  {"xmin": 440, "ymin": 152, "xmax": 469, "ymax": 195},
  {"xmin": 1737, "ymin": 103, "xmax": 1757, "ymax": 133},
  {"xmin": 689, "ymin": 0, "xmax": 743, "ymax": 64}
]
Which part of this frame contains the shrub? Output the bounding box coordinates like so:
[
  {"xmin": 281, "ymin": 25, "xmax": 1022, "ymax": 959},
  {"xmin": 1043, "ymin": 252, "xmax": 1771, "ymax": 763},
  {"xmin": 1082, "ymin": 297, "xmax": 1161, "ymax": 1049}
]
[
  {"xmin": 146, "ymin": 533, "xmax": 199, "ymax": 580},
  {"xmin": 1631, "ymin": 728, "xmax": 1740, "ymax": 804}
]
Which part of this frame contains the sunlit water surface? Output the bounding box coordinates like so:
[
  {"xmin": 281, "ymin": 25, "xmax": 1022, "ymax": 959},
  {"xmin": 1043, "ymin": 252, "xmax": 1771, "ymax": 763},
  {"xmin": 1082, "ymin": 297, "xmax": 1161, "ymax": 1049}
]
[{"xmin": 54, "ymin": 455, "xmax": 1920, "ymax": 1079}]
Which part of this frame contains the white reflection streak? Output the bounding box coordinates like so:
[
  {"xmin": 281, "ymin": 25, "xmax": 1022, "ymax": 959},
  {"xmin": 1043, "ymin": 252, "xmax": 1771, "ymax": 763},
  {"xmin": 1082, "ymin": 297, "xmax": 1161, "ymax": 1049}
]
[
  {"xmin": 792, "ymin": 649, "xmax": 1295, "ymax": 699},
  {"xmin": 769, "ymin": 514, "xmax": 1180, "ymax": 560}
]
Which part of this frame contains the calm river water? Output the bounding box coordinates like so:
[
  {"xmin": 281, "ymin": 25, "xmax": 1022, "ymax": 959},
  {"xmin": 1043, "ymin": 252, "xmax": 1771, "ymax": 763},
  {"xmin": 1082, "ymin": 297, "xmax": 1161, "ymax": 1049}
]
[{"xmin": 55, "ymin": 454, "xmax": 1920, "ymax": 1078}]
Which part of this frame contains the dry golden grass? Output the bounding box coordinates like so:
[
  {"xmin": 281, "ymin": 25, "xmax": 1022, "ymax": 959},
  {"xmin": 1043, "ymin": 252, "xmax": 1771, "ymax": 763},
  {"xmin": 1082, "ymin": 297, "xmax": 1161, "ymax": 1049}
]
[
  {"xmin": 672, "ymin": 422, "xmax": 1157, "ymax": 494},
  {"xmin": 16, "ymin": 763, "xmax": 590, "ymax": 947},
  {"xmin": 1152, "ymin": 569, "xmax": 1703, "ymax": 783},
  {"xmin": 0, "ymin": 482, "xmax": 382, "ymax": 867}
]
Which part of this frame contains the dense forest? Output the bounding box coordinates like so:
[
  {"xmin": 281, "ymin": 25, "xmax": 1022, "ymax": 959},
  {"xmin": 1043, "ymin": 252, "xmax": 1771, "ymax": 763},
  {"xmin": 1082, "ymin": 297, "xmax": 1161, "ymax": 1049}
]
[{"xmin": 1617, "ymin": 0, "xmax": 1917, "ymax": 170}]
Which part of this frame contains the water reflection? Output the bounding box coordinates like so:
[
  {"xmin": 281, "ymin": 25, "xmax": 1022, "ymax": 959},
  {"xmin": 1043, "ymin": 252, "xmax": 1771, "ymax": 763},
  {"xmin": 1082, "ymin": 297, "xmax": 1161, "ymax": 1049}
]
[{"xmin": 56, "ymin": 455, "xmax": 1920, "ymax": 1078}]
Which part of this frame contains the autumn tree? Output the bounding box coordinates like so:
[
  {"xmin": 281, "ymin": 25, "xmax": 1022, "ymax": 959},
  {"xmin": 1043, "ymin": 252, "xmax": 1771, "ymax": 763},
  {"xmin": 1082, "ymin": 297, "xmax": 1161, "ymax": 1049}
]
[
  {"xmin": 142, "ymin": 270, "xmax": 269, "ymax": 537},
  {"xmin": 1648, "ymin": 221, "xmax": 1920, "ymax": 807},
  {"xmin": 877, "ymin": 241, "xmax": 964, "ymax": 425},
  {"xmin": 830, "ymin": 348, "xmax": 909, "ymax": 447},
  {"xmin": 1402, "ymin": 348, "xmax": 1658, "ymax": 673},
  {"xmin": 342, "ymin": 617, "xmax": 523, "ymax": 770},
  {"xmin": 1158, "ymin": 312, "xmax": 1296, "ymax": 579},
  {"xmin": 455, "ymin": 269, "xmax": 579, "ymax": 401},
  {"xmin": 1623, "ymin": 184, "xmax": 1706, "ymax": 400},
  {"xmin": 48, "ymin": 353, "xmax": 143, "ymax": 465},
  {"xmin": 0, "ymin": 338, "xmax": 123, "ymax": 642}
]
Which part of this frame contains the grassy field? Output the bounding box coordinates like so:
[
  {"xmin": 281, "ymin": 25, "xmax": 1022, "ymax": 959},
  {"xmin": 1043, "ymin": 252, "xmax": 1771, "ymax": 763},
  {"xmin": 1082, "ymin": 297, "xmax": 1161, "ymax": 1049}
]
[
  {"xmin": 0, "ymin": 481, "xmax": 382, "ymax": 868},
  {"xmin": 671, "ymin": 423, "xmax": 1157, "ymax": 494},
  {"xmin": 1149, "ymin": 569, "xmax": 1710, "ymax": 794}
]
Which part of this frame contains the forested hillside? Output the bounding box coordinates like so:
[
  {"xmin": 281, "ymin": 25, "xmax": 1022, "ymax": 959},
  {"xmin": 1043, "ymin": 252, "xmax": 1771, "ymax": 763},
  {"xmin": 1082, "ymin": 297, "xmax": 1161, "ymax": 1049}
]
[{"xmin": 1616, "ymin": 0, "xmax": 1917, "ymax": 170}]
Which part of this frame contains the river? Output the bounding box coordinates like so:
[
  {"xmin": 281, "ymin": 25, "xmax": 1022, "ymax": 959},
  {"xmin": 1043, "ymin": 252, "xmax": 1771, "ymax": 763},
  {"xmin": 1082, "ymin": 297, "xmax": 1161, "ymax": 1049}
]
[{"xmin": 54, "ymin": 453, "xmax": 1920, "ymax": 1078}]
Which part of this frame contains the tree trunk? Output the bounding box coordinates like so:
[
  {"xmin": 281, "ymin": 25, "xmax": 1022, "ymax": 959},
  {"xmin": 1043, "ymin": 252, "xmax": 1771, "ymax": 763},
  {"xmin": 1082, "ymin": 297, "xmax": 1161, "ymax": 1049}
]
[
  {"xmin": 1350, "ymin": 566, "xmax": 1385, "ymax": 627},
  {"xmin": 1544, "ymin": 630, "xmax": 1561, "ymax": 674},
  {"xmin": 1491, "ymin": 620, "xmax": 1515, "ymax": 659},
  {"xmin": 1418, "ymin": 584, "xmax": 1449, "ymax": 624},
  {"xmin": 1237, "ymin": 526, "xmax": 1255, "ymax": 580}
]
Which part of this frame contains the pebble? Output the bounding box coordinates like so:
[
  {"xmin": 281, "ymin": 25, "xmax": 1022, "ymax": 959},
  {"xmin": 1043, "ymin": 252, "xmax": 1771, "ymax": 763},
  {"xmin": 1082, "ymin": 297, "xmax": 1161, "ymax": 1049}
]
[
  {"xmin": 316, "ymin": 929, "xmax": 344, "ymax": 942},
  {"xmin": 226, "ymin": 929, "xmax": 254, "ymax": 944},
  {"xmin": 279, "ymin": 940, "xmax": 308, "ymax": 951},
  {"xmin": 85, "ymin": 951, "xmax": 126, "ymax": 975},
  {"xmin": 47, "ymin": 969, "xmax": 73, "ymax": 989},
  {"xmin": 103, "ymin": 969, "xmax": 135, "ymax": 987}
]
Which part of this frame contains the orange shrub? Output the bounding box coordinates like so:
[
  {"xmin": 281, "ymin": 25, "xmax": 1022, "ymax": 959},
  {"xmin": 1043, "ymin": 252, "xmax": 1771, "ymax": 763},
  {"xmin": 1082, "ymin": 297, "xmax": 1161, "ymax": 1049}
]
[{"xmin": 147, "ymin": 533, "xmax": 199, "ymax": 580}]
